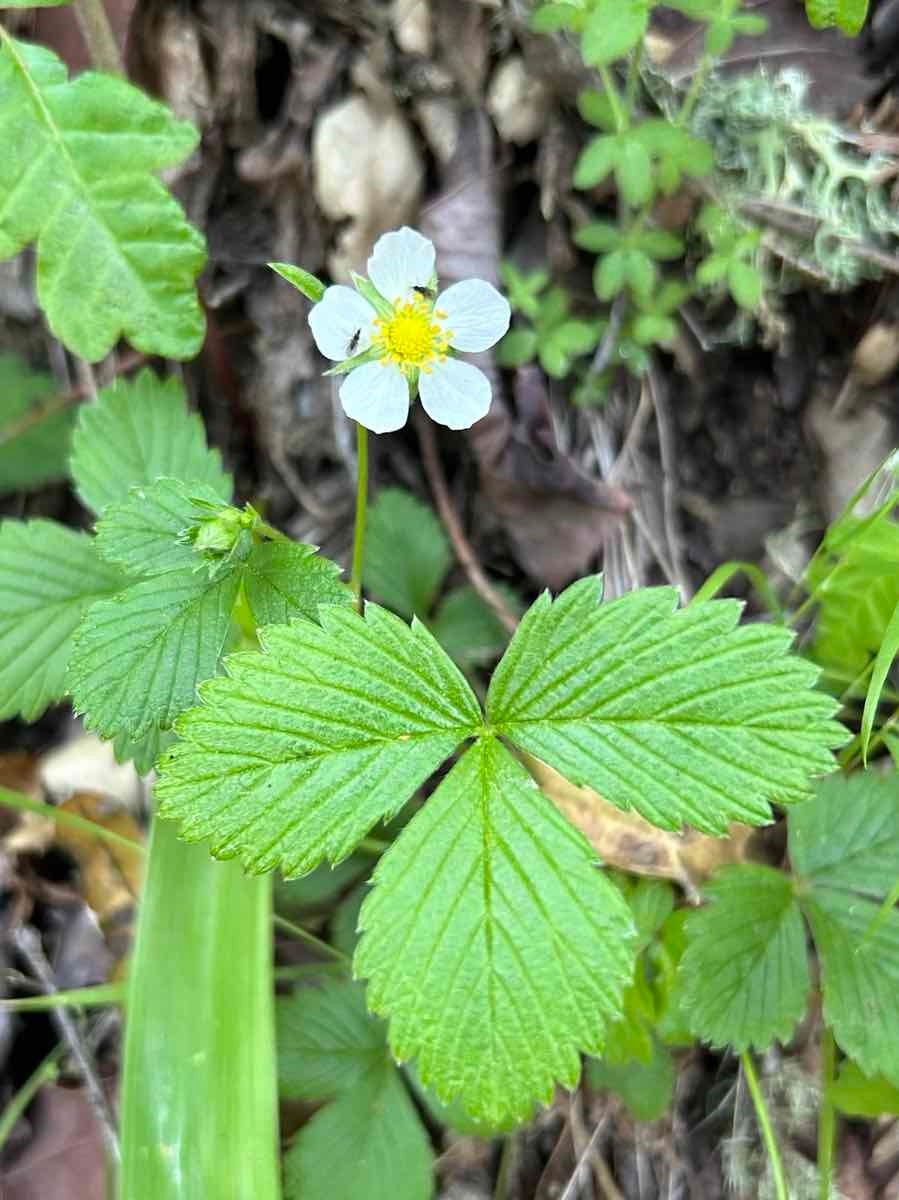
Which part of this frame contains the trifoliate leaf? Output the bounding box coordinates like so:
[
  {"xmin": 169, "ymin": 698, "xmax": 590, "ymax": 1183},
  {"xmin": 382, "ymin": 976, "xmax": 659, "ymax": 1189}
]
[
  {"xmin": 487, "ymin": 579, "xmax": 844, "ymax": 833},
  {"xmin": 95, "ymin": 478, "xmax": 228, "ymax": 577},
  {"xmin": 69, "ymin": 567, "xmax": 241, "ymax": 738},
  {"xmin": 803, "ymin": 889, "xmax": 899, "ymax": 1085},
  {"xmin": 0, "ymin": 354, "xmax": 73, "ymax": 494},
  {"xmin": 804, "ymin": 0, "xmax": 868, "ymax": 35},
  {"xmin": 356, "ymin": 737, "xmax": 635, "ymax": 1127},
  {"xmin": 431, "ymin": 585, "xmax": 518, "ymax": 668},
  {"xmin": 277, "ymin": 981, "xmax": 387, "ymax": 1099},
  {"xmin": 70, "ymin": 371, "xmax": 231, "ymax": 517},
  {"xmin": 0, "ymin": 520, "xmax": 124, "ymax": 720},
  {"xmin": 243, "ymin": 542, "xmax": 351, "ymax": 626},
  {"xmin": 155, "ymin": 605, "xmax": 481, "ymax": 876},
  {"xmin": 0, "ymin": 35, "xmax": 205, "ymax": 361},
  {"xmin": 674, "ymin": 865, "xmax": 809, "ymax": 1050},
  {"xmin": 363, "ymin": 488, "xmax": 450, "ymax": 619},
  {"xmin": 828, "ymin": 1061, "xmax": 899, "ymax": 1117},
  {"xmin": 789, "ymin": 771, "xmax": 899, "ymax": 899},
  {"xmin": 283, "ymin": 1066, "xmax": 432, "ymax": 1200},
  {"xmin": 586, "ymin": 1038, "xmax": 676, "ymax": 1121},
  {"xmin": 581, "ymin": 0, "xmax": 649, "ymax": 65}
]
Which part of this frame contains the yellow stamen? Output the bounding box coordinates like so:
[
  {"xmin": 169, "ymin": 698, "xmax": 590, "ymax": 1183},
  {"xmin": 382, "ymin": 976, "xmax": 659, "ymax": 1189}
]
[{"xmin": 372, "ymin": 294, "xmax": 452, "ymax": 371}]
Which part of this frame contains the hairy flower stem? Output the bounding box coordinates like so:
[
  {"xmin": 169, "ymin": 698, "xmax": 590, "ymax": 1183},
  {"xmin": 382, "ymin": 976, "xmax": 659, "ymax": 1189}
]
[
  {"xmin": 350, "ymin": 421, "xmax": 369, "ymax": 612},
  {"xmin": 817, "ymin": 1027, "xmax": 836, "ymax": 1200},
  {"xmin": 741, "ymin": 1052, "xmax": 789, "ymax": 1200},
  {"xmin": 74, "ymin": 0, "xmax": 124, "ymax": 77}
]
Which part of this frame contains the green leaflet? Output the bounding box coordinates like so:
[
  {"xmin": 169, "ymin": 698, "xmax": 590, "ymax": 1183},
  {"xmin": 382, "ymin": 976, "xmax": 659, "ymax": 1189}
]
[
  {"xmin": 586, "ymin": 1039, "xmax": 676, "ymax": 1122},
  {"xmin": 356, "ymin": 737, "xmax": 635, "ymax": 1127},
  {"xmin": 0, "ymin": 520, "xmax": 124, "ymax": 720},
  {"xmin": 0, "ymin": 354, "xmax": 73, "ymax": 494},
  {"xmin": 269, "ymin": 262, "xmax": 326, "ymax": 303},
  {"xmin": 0, "ymin": 36, "xmax": 205, "ymax": 361},
  {"xmin": 828, "ymin": 1061, "xmax": 899, "ymax": 1117},
  {"xmin": 155, "ymin": 604, "xmax": 482, "ymax": 876},
  {"xmin": 804, "ymin": 0, "xmax": 868, "ymax": 35},
  {"xmin": 487, "ymin": 578, "xmax": 844, "ymax": 833},
  {"xmin": 363, "ymin": 488, "xmax": 451, "ymax": 619},
  {"xmin": 68, "ymin": 567, "xmax": 242, "ymax": 738},
  {"xmin": 278, "ymin": 980, "xmax": 386, "ymax": 1099},
  {"xmin": 675, "ymin": 865, "xmax": 810, "ymax": 1050},
  {"xmin": 70, "ymin": 371, "xmax": 231, "ymax": 517},
  {"xmin": 243, "ymin": 542, "xmax": 352, "ymax": 626},
  {"xmin": 581, "ymin": 0, "xmax": 649, "ymax": 65}
]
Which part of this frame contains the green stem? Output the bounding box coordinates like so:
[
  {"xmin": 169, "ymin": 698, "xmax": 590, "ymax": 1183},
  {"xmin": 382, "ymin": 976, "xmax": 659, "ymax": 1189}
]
[
  {"xmin": 1, "ymin": 983, "xmax": 123, "ymax": 1013},
  {"xmin": 73, "ymin": 0, "xmax": 124, "ymax": 76},
  {"xmin": 676, "ymin": 55, "xmax": 712, "ymax": 127},
  {"xmin": 741, "ymin": 1052, "xmax": 789, "ymax": 1200},
  {"xmin": 818, "ymin": 1027, "xmax": 836, "ymax": 1200},
  {"xmin": 272, "ymin": 914, "xmax": 351, "ymax": 967},
  {"xmin": 599, "ymin": 64, "xmax": 627, "ymax": 133},
  {"xmin": 350, "ymin": 422, "xmax": 369, "ymax": 612},
  {"xmin": 0, "ymin": 1044, "xmax": 65, "ymax": 1152},
  {"xmin": 625, "ymin": 41, "xmax": 643, "ymax": 114}
]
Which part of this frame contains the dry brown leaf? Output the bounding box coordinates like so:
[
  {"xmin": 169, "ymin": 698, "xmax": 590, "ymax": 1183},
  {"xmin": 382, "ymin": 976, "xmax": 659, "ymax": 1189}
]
[
  {"xmin": 1, "ymin": 1086, "xmax": 106, "ymax": 1200},
  {"xmin": 486, "ymin": 56, "xmax": 550, "ymax": 146},
  {"xmin": 55, "ymin": 793, "xmax": 142, "ymax": 923},
  {"xmin": 0, "ymin": 752, "xmax": 55, "ymax": 857},
  {"xmin": 313, "ymin": 91, "xmax": 424, "ymax": 281},
  {"xmin": 523, "ymin": 754, "xmax": 756, "ymax": 898}
]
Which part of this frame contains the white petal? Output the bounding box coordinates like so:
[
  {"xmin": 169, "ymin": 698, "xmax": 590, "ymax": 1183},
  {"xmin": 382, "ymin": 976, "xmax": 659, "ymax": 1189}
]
[
  {"xmin": 367, "ymin": 227, "xmax": 436, "ymax": 303},
  {"xmin": 419, "ymin": 358, "xmax": 492, "ymax": 430},
  {"xmin": 435, "ymin": 279, "xmax": 511, "ymax": 353},
  {"xmin": 308, "ymin": 286, "xmax": 375, "ymax": 361},
  {"xmin": 340, "ymin": 362, "xmax": 410, "ymax": 433}
]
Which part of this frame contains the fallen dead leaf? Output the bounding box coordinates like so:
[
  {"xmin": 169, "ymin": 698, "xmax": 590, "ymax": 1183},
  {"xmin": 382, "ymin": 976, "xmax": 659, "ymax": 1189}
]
[
  {"xmin": 1, "ymin": 1086, "xmax": 106, "ymax": 1200},
  {"xmin": 523, "ymin": 754, "xmax": 757, "ymax": 898}
]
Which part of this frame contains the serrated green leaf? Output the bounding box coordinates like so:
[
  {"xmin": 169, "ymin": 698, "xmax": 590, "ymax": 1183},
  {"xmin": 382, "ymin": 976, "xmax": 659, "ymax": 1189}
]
[
  {"xmin": 283, "ymin": 1065, "xmax": 432, "ymax": 1200},
  {"xmin": 269, "ymin": 262, "xmax": 325, "ymax": 303},
  {"xmin": 803, "ymin": 889, "xmax": 899, "ymax": 1085},
  {"xmin": 595, "ymin": 250, "xmax": 628, "ymax": 300},
  {"xmin": 0, "ymin": 520, "xmax": 124, "ymax": 720},
  {"xmin": 430, "ymin": 584, "xmax": 517, "ymax": 668},
  {"xmin": 638, "ymin": 230, "xmax": 684, "ymax": 260},
  {"xmin": 728, "ymin": 259, "xmax": 763, "ymax": 309},
  {"xmin": 676, "ymin": 865, "xmax": 809, "ymax": 1050},
  {"xmin": 112, "ymin": 724, "xmax": 175, "ymax": 775},
  {"xmin": 363, "ymin": 488, "xmax": 450, "ymax": 619},
  {"xmin": 70, "ymin": 371, "xmax": 231, "ymax": 517},
  {"xmin": 244, "ymin": 542, "xmax": 351, "ymax": 627},
  {"xmin": 828, "ymin": 1061, "xmax": 899, "ymax": 1116},
  {"xmin": 487, "ymin": 579, "xmax": 844, "ymax": 834},
  {"xmin": 496, "ymin": 327, "xmax": 539, "ymax": 368},
  {"xmin": 498, "ymin": 261, "xmax": 549, "ymax": 318},
  {"xmin": 356, "ymin": 736, "xmax": 635, "ymax": 1127},
  {"xmin": 573, "ymin": 134, "xmax": 619, "ymax": 190},
  {"xmin": 696, "ymin": 253, "xmax": 731, "ymax": 286},
  {"xmin": 95, "ymin": 477, "xmax": 227, "ymax": 577},
  {"xmin": 278, "ymin": 980, "xmax": 386, "ymax": 1099},
  {"xmin": 0, "ymin": 354, "xmax": 73, "ymax": 494},
  {"xmin": 804, "ymin": 0, "xmax": 868, "ymax": 35},
  {"xmin": 586, "ymin": 1038, "xmax": 675, "ymax": 1121},
  {"xmin": 155, "ymin": 605, "xmax": 481, "ymax": 876},
  {"xmin": 540, "ymin": 320, "xmax": 601, "ymax": 377},
  {"xmin": 623, "ymin": 249, "xmax": 657, "ymax": 300},
  {"xmin": 0, "ymin": 35, "xmax": 206, "ymax": 361},
  {"xmin": 789, "ymin": 771, "xmax": 899, "ymax": 898},
  {"xmin": 69, "ymin": 567, "xmax": 241, "ymax": 738},
  {"xmin": 632, "ymin": 314, "xmax": 677, "ymax": 346},
  {"xmin": 581, "ymin": 0, "xmax": 649, "ymax": 65}
]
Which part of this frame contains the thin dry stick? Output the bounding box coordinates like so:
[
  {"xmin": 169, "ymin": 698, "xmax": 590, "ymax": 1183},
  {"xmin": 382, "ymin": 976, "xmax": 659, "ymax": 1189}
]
[
  {"xmin": 646, "ymin": 364, "xmax": 692, "ymax": 602},
  {"xmin": 14, "ymin": 925, "xmax": 120, "ymax": 1164},
  {"xmin": 566, "ymin": 1090, "xmax": 620, "ymax": 1200},
  {"xmin": 414, "ymin": 410, "xmax": 519, "ymax": 635},
  {"xmin": 73, "ymin": 0, "xmax": 124, "ymax": 76},
  {"xmin": 0, "ymin": 349, "xmax": 145, "ymax": 448}
]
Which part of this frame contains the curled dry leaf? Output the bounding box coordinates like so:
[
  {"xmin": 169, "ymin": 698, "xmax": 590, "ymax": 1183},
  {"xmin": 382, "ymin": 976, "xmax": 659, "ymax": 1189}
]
[
  {"xmin": 392, "ymin": 0, "xmax": 433, "ymax": 56},
  {"xmin": 487, "ymin": 56, "xmax": 550, "ymax": 146},
  {"xmin": 523, "ymin": 754, "xmax": 756, "ymax": 898},
  {"xmin": 313, "ymin": 93, "xmax": 424, "ymax": 280}
]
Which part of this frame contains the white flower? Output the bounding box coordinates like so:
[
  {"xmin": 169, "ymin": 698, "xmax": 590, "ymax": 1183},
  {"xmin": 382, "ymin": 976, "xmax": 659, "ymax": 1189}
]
[{"xmin": 308, "ymin": 227, "xmax": 511, "ymax": 434}]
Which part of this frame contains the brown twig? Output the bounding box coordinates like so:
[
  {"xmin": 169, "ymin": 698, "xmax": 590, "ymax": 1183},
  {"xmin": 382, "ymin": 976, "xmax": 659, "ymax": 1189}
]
[
  {"xmin": 73, "ymin": 0, "xmax": 124, "ymax": 76},
  {"xmin": 14, "ymin": 925, "xmax": 120, "ymax": 1165},
  {"xmin": 0, "ymin": 350, "xmax": 145, "ymax": 449},
  {"xmin": 414, "ymin": 410, "xmax": 519, "ymax": 635},
  {"xmin": 647, "ymin": 362, "xmax": 692, "ymax": 602}
]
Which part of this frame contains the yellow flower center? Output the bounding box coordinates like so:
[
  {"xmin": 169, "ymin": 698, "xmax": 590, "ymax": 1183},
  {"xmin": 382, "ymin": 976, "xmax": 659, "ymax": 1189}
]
[{"xmin": 373, "ymin": 295, "xmax": 452, "ymax": 372}]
